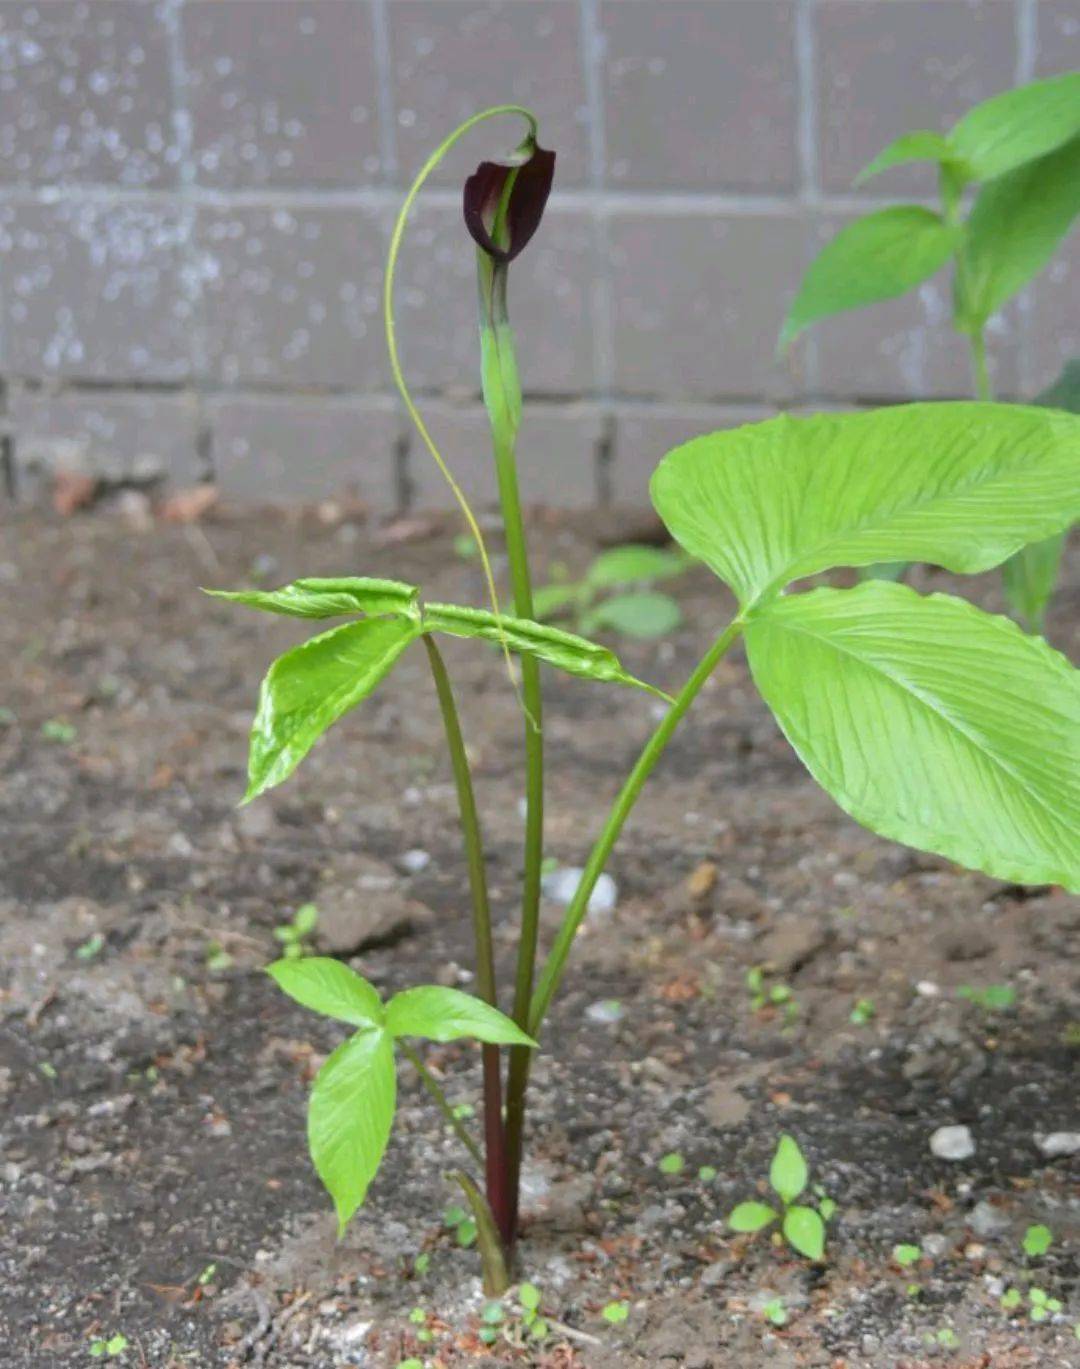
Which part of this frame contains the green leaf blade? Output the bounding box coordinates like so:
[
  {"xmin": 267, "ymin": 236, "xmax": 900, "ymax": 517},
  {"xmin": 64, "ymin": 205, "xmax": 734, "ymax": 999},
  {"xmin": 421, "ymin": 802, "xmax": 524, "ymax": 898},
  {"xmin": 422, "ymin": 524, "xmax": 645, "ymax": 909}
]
[
  {"xmin": 959, "ymin": 134, "xmax": 1080, "ymax": 330},
  {"xmin": 268, "ymin": 957, "xmax": 384, "ymax": 1028},
  {"xmin": 729, "ymin": 1201, "xmax": 779, "ymax": 1234},
  {"xmin": 854, "ymin": 130, "xmax": 956, "ymax": 186},
  {"xmin": 745, "ymin": 582, "xmax": 1080, "ymax": 892},
  {"xmin": 781, "ymin": 207, "xmax": 958, "ymax": 349},
  {"xmin": 308, "ymin": 1028, "xmax": 396, "ymax": 1233},
  {"xmin": 422, "ymin": 603, "xmax": 663, "ymax": 696},
  {"xmin": 650, "ymin": 403, "xmax": 1080, "ymax": 610},
  {"xmin": 769, "ymin": 1135, "xmax": 809, "ymax": 1205},
  {"xmin": 948, "ymin": 72, "xmax": 1080, "ymax": 183},
  {"xmin": 782, "ymin": 1205, "xmax": 826, "ymax": 1261},
  {"xmin": 206, "ymin": 577, "xmax": 421, "ymax": 621},
  {"xmin": 585, "ymin": 545, "xmax": 690, "ymax": 589},
  {"xmin": 245, "ymin": 617, "xmax": 420, "ymax": 801},
  {"xmin": 386, "ymin": 986, "xmax": 538, "ymax": 1048},
  {"xmin": 582, "ymin": 592, "xmax": 682, "ymax": 640}
]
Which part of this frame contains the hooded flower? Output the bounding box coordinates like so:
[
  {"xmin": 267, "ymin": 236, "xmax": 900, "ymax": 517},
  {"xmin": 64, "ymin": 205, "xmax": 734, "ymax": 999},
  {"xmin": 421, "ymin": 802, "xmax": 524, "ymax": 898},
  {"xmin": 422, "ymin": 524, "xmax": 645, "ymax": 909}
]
[{"xmin": 463, "ymin": 141, "xmax": 556, "ymax": 264}]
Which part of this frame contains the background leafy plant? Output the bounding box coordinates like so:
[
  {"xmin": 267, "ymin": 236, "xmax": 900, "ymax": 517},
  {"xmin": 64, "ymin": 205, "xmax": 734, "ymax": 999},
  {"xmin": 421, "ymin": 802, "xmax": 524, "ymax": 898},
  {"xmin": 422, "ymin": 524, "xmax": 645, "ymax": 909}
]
[
  {"xmin": 533, "ymin": 543, "xmax": 691, "ymax": 640},
  {"xmin": 781, "ymin": 71, "xmax": 1080, "ymax": 629}
]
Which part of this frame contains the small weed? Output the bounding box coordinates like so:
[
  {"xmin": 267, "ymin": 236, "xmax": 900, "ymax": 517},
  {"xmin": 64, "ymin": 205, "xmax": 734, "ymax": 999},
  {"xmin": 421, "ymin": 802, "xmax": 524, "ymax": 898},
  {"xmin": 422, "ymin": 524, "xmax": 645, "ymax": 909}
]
[
  {"xmin": 204, "ymin": 941, "xmax": 233, "ymax": 972},
  {"xmin": 1001, "ymin": 1286, "xmax": 1063, "ymax": 1322},
  {"xmin": 1022, "ymin": 1224, "xmax": 1053, "ymax": 1258},
  {"xmin": 849, "ymin": 997, "xmax": 875, "ymax": 1025},
  {"xmin": 761, "ymin": 1297, "xmax": 788, "ymax": 1327},
  {"xmin": 273, "ymin": 903, "xmax": 318, "ymax": 959},
  {"xmin": 413, "ymin": 1252, "xmax": 431, "ymax": 1275},
  {"xmin": 41, "ymin": 718, "xmax": 77, "ymax": 744},
  {"xmin": 957, "ymin": 983, "xmax": 1016, "ymax": 1012},
  {"xmin": 442, "ymin": 1204, "xmax": 476, "ymax": 1248},
  {"xmin": 892, "ymin": 1243, "xmax": 922, "ymax": 1268},
  {"xmin": 88, "ymin": 1334, "xmax": 129, "ymax": 1359},
  {"xmin": 698, "ymin": 1165, "xmax": 718, "ymax": 1183},
  {"xmin": 728, "ymin": 1135, "xmax": 827, "ymax": 1261},
  {"xmin": 658, "ymin": 1151, "xmax": 685, "ymax": 1176},
  {"xmin": 75, "ymin": 932, "xmax": 105, "ymax": 961},
  {"xmin": 534, "ymin": 544, "xmax": 690, "ymax": 641},
  {"xmin": 601, "ymin": 1301, "xmax": 629, "ymax": 1325},
  {"xmin": 746, "ymin": 966, "xmax": 799, "ymax": 1026}
]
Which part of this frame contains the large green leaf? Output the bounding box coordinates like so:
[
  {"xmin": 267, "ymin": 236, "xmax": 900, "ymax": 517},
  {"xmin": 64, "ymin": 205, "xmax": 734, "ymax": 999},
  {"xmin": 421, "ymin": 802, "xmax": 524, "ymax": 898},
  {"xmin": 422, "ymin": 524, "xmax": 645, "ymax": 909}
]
[
  {"xmin": 958, "ymin": 135, "xmax": 1080, "ymax": 331},
  {"xmin": 246, "ymin": 617, "xmax": 419, "ymax": 801},
  {"xmin": 855, "ymin": 130, "xmax": 955, "ymax": 186},
  {"xmin": 308, "ymin": 1028, "xmax": 396, "ymax": 1234},
  {"xmin": 423, "ymin": 602, "xmax": 665, "ymax": 696},
  {"xmin": 385, "ymin": 986, "xmax": 537, "ymax": 1047},
  {"xmin": 650, "ymin": 403, "xmax": 1080, "ymax": 610},
  {"xmin": 780, "ymin": 207, "xmax": 958, "ymax": 349},
  {"xmin": 745, "ymin": 582, "xmax": 1080, "ymax": 892},
  {"xmin": 948, "ymin": 72, "xmax": 1080, "ymax": 183},
  {"xmin": 206, "ymin": 577, "xmax": 420, "ymax": 621},
  {"xmin": 268, "ymin": 957, "xmax": 384, "ymax": 1029}
]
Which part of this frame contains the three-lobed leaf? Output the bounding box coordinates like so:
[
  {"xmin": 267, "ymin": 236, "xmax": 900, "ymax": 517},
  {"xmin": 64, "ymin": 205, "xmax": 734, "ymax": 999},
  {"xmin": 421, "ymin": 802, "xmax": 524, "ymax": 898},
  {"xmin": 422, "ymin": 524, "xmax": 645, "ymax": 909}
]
[
  {"xmin": 308, "ymin": 1028, "xmax": 396, "ymax": 1235},
  {"xmin": 206, "ymin": 577, "xmax": 421, "ymax": 621},
  {"xmin": 385, "ymin": 986, "xmax": 537, "ymax": 1047},
  {"xmin": 769, "ymin": 1134, "xmax": 808, "ymax": 1205},
  {"xmin": 958, "ymin": 134, "xmax": 1080, "ymax": 331},
  {"xmin": 651, "ymin": 403, "xmax": 1080, "ymax": 610},
  {"xmin": 780, "ymin": 207, "xmax": 958, "ymax": 349},
  {"xmin": 245, "ymin": 617, "xmax": 421, "ymax": 802},
  {"xmin": 268, "ymin": 957, "xmax": 384, "ymax": 1028},
  {"xmin": 745, "ymin": 582, "xmax": 1080, "ymax": 892}
]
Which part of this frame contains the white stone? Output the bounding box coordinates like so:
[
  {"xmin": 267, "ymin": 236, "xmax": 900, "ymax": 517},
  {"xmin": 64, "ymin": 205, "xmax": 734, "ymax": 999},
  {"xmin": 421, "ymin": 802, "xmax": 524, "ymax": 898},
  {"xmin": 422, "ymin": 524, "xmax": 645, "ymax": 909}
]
[
  {"xmin": 541, "ymin": 865, "xmax": 617, "ymax": 915},
  {"xmin": 398, "ymin": 848, "xmax": 430, "ymax": 875},
  {"xmin": 1034, "ymin": 1131, "xmax": 1080, "ymax": 1158},
  {"xmin": 586, "ymin": 998, "xmax": 626, "ymax": 1024},
  {"xmin": 930, "ymin": 1124, "xmax": 975, "ymax": 1161}
]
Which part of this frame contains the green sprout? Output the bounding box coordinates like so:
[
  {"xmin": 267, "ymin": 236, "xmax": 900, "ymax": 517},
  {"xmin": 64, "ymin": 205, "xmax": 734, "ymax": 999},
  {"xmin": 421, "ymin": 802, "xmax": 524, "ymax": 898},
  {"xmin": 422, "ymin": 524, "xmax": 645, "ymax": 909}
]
[
  {"xmin": 601, "ymin": 1301, "xmax": 629, "ymax": 1325},
  {"xmin": 273, "ymin": 903, "xmax": 319, "ymax": 959},
  {"xmin": 658, "ymin": 1151, "xmax": 685, "ymax": 1176},
  {"xmin": 957, "ymin": 984, "xmax": 1016, "ymax": 1013},
  {"xmin": 761, "ymin": 1297, "xmax": 788, "ymax": 1327},
  {"xmin": 892, "ymin": 1243, "xmax": 922, "ymax": 1268},
  {"xmin": 88, "ymin": 1334, "xmax": 129, "ymax": 1359},
  {"xmin": 1022, "ymin": 1224, "xmax": 1053, "ymax": 1259},
  {"xmin": 849, "ymin": 997, "xmax": 875, "ymax": 1026},
  {"xmin": 728, "ymin": 1135, "xmax": 827, "ymax": 1261}
]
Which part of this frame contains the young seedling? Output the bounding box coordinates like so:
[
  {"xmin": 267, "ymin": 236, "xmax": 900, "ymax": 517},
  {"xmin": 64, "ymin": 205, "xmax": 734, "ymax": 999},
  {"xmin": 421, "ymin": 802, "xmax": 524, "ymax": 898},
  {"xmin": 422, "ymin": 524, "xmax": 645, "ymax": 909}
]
[
  {"xmin": 207, "ymin": 106, "xmax": 1080, "ymax": 1295},
  {"xmin": 273, "ymin": 902, "xmax": 318, "ymax": 959},
  {"xmin": 761, "ymin": 1296, "xmax": 788, "ymax": 1328},
  {"xmin": 534, "ymin": 544, "xmax": 691, "ymax": 640},
  {"xmin": 849, "ymin": 997, "xmax": 875, "ymax": 1026},
  {"xmin": 1022, "ymin": 1224, "xmax": 1053, "ymax": 1259},
  {"xmin": 729, "ymin": 1135, "xmax": 828, "ymax": 1261},
  {"xmin": 746, "ymin": 966, "xmax": 798, "ymax": 1025},
  {"xmin": 88, "ymin": 1334, "xmax": 129, "ymax": 1359},
  {"xmin": 782, "ymin": 71, "xmax": 1080, "ymax": 629},
  {"xmin": 957, "ymin": 983, "xmax": 1016, "ymax": 1013}
]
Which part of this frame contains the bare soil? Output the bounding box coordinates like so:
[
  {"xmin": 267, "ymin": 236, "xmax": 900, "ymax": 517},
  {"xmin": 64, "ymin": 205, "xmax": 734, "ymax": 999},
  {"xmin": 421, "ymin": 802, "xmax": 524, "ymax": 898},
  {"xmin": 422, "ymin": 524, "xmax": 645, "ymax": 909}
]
[{"xmin": 1, "ymin": 503, "xmax": 1078, "ymax": 1368}]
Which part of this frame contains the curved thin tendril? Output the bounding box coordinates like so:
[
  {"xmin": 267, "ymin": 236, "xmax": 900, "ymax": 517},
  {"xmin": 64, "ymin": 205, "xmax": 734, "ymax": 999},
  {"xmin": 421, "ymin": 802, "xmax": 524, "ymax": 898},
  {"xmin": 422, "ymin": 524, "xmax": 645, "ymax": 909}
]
[{"xmin": 384, "ymin": 105, "xmax": 539, "ymax": 716}]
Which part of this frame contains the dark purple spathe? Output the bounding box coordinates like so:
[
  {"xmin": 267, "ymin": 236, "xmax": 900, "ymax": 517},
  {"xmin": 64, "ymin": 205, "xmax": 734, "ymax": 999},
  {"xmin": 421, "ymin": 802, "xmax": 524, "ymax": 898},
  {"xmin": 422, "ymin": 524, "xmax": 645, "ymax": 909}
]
[{"xmin": 463, "ymin": 144, "xmax": 556, "ymax": 264}]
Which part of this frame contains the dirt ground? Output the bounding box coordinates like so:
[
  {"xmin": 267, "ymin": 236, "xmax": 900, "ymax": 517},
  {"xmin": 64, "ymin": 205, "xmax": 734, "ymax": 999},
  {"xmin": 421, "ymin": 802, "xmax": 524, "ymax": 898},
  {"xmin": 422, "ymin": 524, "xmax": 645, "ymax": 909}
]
[{"xmin": 1, "ymin": 500, "xmax": 1078, "ymax": 1369}]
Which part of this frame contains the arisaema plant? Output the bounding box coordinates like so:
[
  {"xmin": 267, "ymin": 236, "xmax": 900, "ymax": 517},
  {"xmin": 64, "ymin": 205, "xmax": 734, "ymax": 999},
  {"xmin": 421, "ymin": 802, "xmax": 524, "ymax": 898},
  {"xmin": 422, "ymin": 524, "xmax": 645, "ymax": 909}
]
[{"xmin": 207, "ymin": 107, "xmax": 1080, "ymax": 1293}]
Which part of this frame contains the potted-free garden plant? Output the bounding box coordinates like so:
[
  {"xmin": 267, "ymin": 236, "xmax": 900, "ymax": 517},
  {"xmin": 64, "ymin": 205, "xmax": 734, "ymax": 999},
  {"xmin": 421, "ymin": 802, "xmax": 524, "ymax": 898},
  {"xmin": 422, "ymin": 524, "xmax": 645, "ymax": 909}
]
[
  {"xmin": 782, "ymin": 70, "xmax": 1080, "ymax": 629},
  {"xmin": 207, "ymin": 106, "xmax": 1080, "ymax": 1293}
]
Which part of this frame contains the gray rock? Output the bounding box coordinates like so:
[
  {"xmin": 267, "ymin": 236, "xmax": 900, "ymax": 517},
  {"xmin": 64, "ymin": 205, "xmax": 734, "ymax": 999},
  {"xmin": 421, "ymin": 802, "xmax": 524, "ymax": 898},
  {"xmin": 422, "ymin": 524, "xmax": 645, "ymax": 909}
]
[
  {"xmin": 969, "ymin": 1200, "xmax": 1010, "ymax": 1237},
  {"xmin": 541, "ymin": 866, "xmax": 617, "ymax": 915},
  {"xmin": 1034, "ymin": 1131, "xmax": 1080, "ymax": 1158},
  {"xmin": 930, "ymin": 1124, "xmax": 975, "ymax": 1161}
]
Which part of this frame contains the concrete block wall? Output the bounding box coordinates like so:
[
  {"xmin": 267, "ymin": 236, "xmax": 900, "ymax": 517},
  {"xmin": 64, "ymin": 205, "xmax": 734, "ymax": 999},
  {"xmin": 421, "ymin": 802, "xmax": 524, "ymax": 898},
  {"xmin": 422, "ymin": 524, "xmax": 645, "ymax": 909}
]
[{"xmin": 0, "ymin": 0, "xmax": 1077, "ymax": 509}]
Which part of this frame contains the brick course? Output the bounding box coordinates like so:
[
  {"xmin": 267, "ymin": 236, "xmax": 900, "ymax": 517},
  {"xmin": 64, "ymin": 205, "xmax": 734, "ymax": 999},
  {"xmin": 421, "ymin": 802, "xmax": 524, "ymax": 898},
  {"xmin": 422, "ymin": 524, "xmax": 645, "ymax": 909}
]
[{"xmin": 0, "ymin": 0, "xmax": 1071, "ymax": 507}]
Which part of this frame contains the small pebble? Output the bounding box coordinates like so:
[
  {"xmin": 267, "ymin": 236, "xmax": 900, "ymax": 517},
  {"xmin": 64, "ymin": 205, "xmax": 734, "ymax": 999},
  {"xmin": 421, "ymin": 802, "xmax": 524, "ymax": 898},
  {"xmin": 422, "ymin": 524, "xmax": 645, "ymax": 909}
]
[
  {"xmin": 586, "ymin": 998, "xmax": 625, "ymax": 1024},
  {"xmin": 930, "ymin": 1124, "xmax": 975, "ymax": 1161},
  {"xmin": 398, "ymin": 848, "xmax": 430, "ymax": 875},
  {"xmin": 541, "ymin": 866, "xmax": 617, "ymax": 915},
  {"xmin": 1034, "ymin": 1131, "xmax": 1080, "ymax": 1158},
  {"xmin": 970, "ymin": 1199, "xmax": 1010, "ymax": 1237}
]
